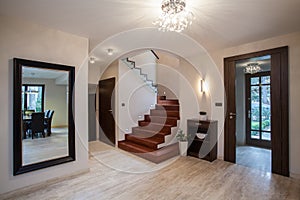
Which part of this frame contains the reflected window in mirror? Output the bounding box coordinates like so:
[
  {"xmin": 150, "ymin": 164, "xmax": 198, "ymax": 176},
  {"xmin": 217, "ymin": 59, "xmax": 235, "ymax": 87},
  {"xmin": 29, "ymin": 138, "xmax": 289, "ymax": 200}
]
[{"xmin": 22, "ymin": 84, "xmax": 45, "ymax": 113}]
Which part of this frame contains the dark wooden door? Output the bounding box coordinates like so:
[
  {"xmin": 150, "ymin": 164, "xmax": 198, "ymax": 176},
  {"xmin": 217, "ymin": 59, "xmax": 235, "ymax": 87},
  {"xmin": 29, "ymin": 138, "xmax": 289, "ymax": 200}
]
[
  {"xmin": 224, "ymin": 60, "xmax": 237, "ymax": 163},
  {"xmin": 224, "ymin": 47, "xmax": 289, "ymax": 176},
  {"xmin": 99, "ymin": 78, "xmax": 115, "ymax": 146}
]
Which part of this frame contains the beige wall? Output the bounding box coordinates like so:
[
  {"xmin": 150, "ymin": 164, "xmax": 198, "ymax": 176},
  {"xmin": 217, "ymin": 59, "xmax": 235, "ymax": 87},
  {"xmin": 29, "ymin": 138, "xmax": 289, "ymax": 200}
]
[
  {"xmin": 0, "ymin": 16, "xmax": 89, "ymax": 194},
  {"xmin": 101, "ymin": 60, "xmax": 119, "ymax": 81},
  {"xmin": 157, "ymin": 51, "xmax": 205, "ymax": 137},
  {"xmin": 210, "ymin": 31, "xmax": 300, "ymax": 177},
  {"xmin": 157, "ymin": 84, "xmax": 177, "ymax": 99},
  {"xmin": 88, "ymin": 64, "xmax": 100, "ymax": 84}
]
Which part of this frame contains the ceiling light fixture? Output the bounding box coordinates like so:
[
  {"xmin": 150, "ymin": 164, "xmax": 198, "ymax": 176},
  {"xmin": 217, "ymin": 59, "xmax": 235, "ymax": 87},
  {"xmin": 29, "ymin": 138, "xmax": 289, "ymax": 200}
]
[
  {"xmin": 89, "ymin": 56, "xmax": 96, "ymax": 64},
  {"xmin": 244, "ymin": 63, "xmax": 262, "ymax": 74},
  {"xmin": 153, "ymin": 0, "xmax": 194, "ymax": 32},
  {"xmin": 107, "ymin": 48, "xmax": 114, "ymax": 56}
]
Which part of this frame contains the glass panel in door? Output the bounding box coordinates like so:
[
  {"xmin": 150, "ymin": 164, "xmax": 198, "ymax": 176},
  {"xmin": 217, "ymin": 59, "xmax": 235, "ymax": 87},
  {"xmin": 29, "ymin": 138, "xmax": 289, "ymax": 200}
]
[{"xmin": 246, "ymin": 72, "xmax": 271, "ymax": 148}]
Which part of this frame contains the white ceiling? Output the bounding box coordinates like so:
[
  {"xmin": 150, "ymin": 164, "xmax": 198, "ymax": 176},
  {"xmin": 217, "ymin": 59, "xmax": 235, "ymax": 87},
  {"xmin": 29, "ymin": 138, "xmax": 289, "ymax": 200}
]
[
  {"xmin": 23, "ymin": 66, "xmax": 68, "ymax": 79},
  {"xmin": 1, "ymin": 0, "xmax": 300, "ymax": 51},
  {"xmin": 236, "ymin": 55, "xmax": 271, "ymax": 71}
]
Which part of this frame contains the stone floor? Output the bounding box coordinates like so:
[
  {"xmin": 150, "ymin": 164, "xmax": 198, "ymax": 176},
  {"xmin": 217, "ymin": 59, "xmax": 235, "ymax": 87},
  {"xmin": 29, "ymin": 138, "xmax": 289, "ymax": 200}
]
[
  {"xmin": 1, "ymin": 141, "xmax": 299, "ymax": 200},
  {"xmin": 236, "ymin": 145, "xmax": 271, "ymax": 172}
]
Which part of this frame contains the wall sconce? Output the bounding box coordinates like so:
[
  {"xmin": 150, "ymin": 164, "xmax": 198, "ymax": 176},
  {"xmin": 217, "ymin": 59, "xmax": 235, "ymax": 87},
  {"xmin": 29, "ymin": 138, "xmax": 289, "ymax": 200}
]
[
  {"xmin": 200, "ymin": 79, "xmax": 205, "ymax": 93},
  {"xmin": 200, "ymin": 79, "xmax": 208, "ymax": 93}
]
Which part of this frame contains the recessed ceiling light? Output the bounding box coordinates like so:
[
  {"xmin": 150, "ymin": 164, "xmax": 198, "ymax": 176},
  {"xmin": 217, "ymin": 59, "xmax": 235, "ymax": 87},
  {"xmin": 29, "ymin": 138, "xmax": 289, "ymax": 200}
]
[
  {"xmin": 89, "ymin": 56, "xmax": 96, "ymax": 64},
  {"xmin": 107, "ymin": 48, "xmax": 113, "ymax": 56}
]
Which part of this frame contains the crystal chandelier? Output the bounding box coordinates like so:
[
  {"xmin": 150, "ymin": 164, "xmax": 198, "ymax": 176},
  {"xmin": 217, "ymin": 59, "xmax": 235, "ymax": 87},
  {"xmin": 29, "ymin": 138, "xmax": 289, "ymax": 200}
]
[
  {"xmin": 244, "ymin": 63, "xmax": 262, "ymax": 74},
  {"xmin": 153, "ymin": 0, "xmax": 194, "ymax": 32}
]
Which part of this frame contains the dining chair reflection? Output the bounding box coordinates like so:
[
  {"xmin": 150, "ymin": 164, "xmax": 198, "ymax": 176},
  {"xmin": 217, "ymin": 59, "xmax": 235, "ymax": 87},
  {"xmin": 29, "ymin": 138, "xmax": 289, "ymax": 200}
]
[
  {"xmin": 45, "ymin": 110, "xmax": 54, "ymax": 136},
  {"xmin": 30, "ymin": 112, "xmax": 45, "ymax": 139}
]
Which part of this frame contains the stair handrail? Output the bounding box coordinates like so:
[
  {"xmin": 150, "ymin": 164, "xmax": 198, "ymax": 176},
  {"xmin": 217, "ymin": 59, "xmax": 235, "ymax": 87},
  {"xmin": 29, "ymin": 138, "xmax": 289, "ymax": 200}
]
[{"xmin": 122, "ymin": 58, "xmax": 157, "ymax": 93}]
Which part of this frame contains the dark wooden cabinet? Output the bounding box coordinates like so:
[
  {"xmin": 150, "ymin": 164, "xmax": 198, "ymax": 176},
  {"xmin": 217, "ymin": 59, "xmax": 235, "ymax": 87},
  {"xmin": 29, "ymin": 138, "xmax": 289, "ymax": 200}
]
[{"xmin": 187, "ymin": 119, "xmax": 218, "ymax": 162}]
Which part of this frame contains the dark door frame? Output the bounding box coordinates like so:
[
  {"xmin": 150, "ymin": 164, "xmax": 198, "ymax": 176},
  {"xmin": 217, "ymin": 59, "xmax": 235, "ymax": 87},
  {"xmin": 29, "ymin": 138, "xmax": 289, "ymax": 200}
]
[{"xmin": 224, "ymin": 46, "xmax": 289, "ymax": 176}]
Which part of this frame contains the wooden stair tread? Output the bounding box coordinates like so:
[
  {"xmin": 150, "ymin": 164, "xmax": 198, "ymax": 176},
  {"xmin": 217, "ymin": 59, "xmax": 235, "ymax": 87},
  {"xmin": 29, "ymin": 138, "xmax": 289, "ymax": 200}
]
[
  {"xmin": 118, "ymin": 141, "xmax": 153, "ymax": 153},
  {"xmin": 142, "ymin": 115, "xmax": 178, "ymax": 125},
  {"xmin": 133, "ymin": 123, "xmax": 171, "ymax": 132},
  {"xmin": 139, "ymin": 121, "xmax": 175, "ymax": 127},
  {"xmin": 143, "ymin": 122, "xmax": 173, "ymax": 127},
  {"xmin": 156, "ymin": 103, "xmax": 179, "ymax": 106},
  {"xmin": 155, "ymin": 105, "xmax": 179, "ymax": 110},
  {"xmin": 126, "ymin": 134, "xmax": 164, "ymax": 149},
  {"xmin": 133, "ymin": 127, "xmax": 171, "ymax": 136},
  {"xmin": 156, "ymin": 104, "xmax": 179, "ymax": 107},
  {"xmin": 150, "ymin": 110, "xmax": 180, "ymax": 119},
  {"xmin": 130, "ymin": 131, "xmax": 166, "ymax": 138},
  {"xmin": 118, "ymin": 141, "xmax": 180, "ymax": 163},
  {"xmin": 145, "ymin": 115, "xmax": 178, "ymax": 120},
  {"xmin": 139, "ymin": 121, "xmax": 173, "ymax": 126},
  {"xmin": 127, "ymin": 133, "xmax": 164, "ymax": 142},
  {"xmin": 151, "ymin": 110, "xmax": 179, "ymax": 113},
  {"xmin": 157, "ymin": 99, "xmax": 179, "ymax": 105},
  {"xmin": 150, "ymin": 110, "xmax": 180, "ymax": 115},
  {"xmin": 137, "ymin": 122, "xmax": 173, "ymax": 126}
]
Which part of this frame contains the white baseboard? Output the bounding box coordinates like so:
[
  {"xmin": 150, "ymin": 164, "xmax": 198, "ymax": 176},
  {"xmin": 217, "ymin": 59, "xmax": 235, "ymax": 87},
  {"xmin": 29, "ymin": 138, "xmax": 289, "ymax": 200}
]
[{"xmin": 290, "ymin": 172, "xmax": 300, "ymax": 180}]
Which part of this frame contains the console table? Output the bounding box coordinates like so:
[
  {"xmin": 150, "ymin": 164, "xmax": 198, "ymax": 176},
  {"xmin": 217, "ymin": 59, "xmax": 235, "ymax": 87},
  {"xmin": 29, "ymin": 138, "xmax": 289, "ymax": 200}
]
[{"xmin": 187, "ymin": 119, "xmax": 218, "ymax": 162}]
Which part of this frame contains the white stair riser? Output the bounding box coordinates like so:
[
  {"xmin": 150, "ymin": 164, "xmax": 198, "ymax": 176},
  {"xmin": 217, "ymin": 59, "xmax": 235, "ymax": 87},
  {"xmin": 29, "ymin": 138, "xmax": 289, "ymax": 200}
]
[{"xmin": 157, "ymin": 121, "xmax": 179, "ymax": 148}]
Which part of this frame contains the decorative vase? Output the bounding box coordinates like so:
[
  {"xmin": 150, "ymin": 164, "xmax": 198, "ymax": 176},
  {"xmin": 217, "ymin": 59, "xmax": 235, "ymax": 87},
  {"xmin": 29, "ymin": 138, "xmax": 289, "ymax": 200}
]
[
  {"xmin": 199, "ymin": 111, "xmax": 207, "ymax": 121},
  {"xmin": 179, "ymin": 141, "xmax": 188, "ymax": 156}
]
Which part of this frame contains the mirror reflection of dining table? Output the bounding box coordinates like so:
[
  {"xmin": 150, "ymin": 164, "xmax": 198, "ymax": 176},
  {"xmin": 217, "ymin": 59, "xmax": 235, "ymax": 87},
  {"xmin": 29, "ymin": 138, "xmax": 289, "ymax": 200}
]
[{"xmin": 22, "ymin": 115, "xmax": 50, "ymax": 139}]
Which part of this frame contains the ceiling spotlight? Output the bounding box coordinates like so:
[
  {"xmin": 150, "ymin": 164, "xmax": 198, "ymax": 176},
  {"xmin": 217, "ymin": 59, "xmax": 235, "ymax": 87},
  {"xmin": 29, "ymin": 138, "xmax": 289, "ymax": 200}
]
[
  {"xmin": 89, "ymin": 56, "xmax": 96, "ymax": 64},
  {"xmin": 107, "ymin": 48, "xmax": 114, "ymax": 56}
]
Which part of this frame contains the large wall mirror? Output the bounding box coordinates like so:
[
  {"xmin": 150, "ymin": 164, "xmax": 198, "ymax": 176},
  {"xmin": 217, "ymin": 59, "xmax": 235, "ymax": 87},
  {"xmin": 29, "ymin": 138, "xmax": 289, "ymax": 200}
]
[{"xmin": 13, "ymin": 58, "xmax": 75, "ymax": 175}]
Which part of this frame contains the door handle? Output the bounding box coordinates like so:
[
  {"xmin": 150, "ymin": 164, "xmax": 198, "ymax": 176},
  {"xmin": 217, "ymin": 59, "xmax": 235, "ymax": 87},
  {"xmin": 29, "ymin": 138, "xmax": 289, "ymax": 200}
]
[
  {"xmin": 108, "ymin": 109, "xmax": 112, "ymax": 112},
  {"xmin": 229, "ymin": 112, "xmax": 236, "ymax": 119}
]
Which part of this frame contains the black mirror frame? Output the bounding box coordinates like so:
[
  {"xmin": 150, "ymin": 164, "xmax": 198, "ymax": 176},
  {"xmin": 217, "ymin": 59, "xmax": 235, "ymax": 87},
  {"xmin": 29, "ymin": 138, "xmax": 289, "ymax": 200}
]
[{"xmin": 13, "ymin": 58, "xmax": 76, "ymax": 175}]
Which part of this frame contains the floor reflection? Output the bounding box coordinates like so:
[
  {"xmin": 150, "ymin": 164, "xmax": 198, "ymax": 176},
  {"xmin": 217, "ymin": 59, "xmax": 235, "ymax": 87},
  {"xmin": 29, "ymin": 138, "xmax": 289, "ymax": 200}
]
[{"xmin": 22, "ymin": 127, "xmax": 68, "ymax": 165}]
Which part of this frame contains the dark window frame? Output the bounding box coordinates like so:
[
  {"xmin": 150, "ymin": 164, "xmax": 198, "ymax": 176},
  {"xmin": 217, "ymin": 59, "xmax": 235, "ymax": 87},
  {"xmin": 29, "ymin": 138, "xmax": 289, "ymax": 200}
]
[{"xmin": 22, "ymin": 84, "xmax": 45, "ymax": 112}]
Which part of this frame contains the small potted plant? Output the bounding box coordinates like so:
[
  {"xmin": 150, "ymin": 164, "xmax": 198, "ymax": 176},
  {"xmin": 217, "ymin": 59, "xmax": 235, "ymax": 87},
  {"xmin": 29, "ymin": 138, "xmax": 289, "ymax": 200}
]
[{"xmin": 176, "ymin": 129, "xmax": 188, "ymax": 156}]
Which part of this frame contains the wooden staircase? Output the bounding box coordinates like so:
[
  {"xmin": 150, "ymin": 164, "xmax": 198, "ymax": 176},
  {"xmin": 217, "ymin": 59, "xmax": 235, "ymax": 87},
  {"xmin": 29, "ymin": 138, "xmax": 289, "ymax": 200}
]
[{"xmin": 118, "ymin": 96, "xmax": 180, "ymax": 163}]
